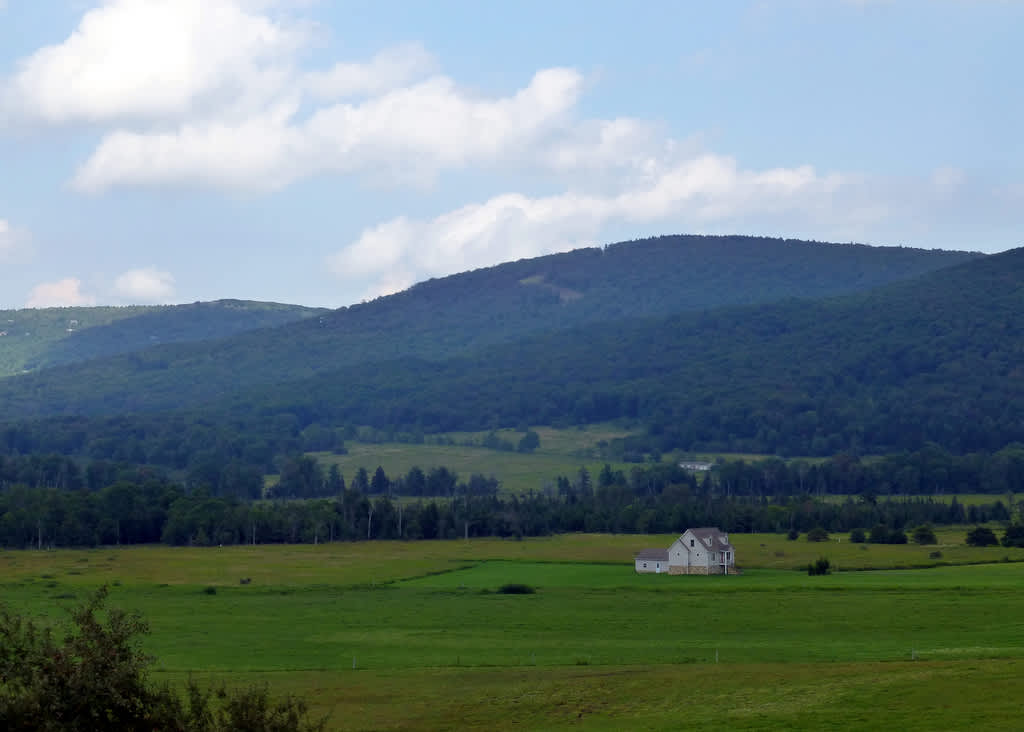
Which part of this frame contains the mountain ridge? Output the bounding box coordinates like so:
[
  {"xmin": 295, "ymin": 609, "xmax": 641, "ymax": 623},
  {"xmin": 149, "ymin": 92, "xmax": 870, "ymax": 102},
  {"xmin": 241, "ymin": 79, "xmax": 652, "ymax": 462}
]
[
  {"xmin": 0, "ymin": 234, "xmax": 981, "ymax": 420},
  {"xmin": 0, "ymin": 299, "xmax": 326, "ymax": 377}
]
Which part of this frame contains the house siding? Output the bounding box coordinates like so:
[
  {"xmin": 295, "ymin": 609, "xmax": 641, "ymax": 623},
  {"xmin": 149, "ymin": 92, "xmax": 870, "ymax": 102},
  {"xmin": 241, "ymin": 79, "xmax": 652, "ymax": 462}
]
[
  {"xmin": 636, "ymin": 527, "xmax": 736, "ymax": 576},
  {"xmin": 635, "ymin": 559, "xmax": 667, "ymax": 573}
]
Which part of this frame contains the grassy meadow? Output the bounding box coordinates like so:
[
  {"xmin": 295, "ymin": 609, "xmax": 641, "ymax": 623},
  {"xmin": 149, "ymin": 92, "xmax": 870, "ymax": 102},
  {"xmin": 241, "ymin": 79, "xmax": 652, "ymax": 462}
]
[
  {"xmin": 305, "ymin": 425, "xmax": 637, "ymax": 495},
  {"xmin": 3, "ymin": 532, "xmax": 1024, "ymax": 729}
]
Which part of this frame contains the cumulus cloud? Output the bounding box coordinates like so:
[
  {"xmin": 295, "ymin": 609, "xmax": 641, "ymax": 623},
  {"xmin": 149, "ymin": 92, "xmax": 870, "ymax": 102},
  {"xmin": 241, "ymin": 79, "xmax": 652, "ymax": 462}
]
[
  {"xmin": 303, "ymin": 42, "xmax": 438, "ymax": 100},
  {"xmin": 114, "ymin": 267, "xmax": 176, "ymax": 302},
  {"xmin": 0, "ymin": 218, "xmax": 29, "ymax": 259},
  {"xmin": 2, "ymin": 0, "xmax": 303, "ymax": 127},
  {"xmin": 0, "ymin": 219, "xmax": 14, "ymax": 254},
  {"xmin": 1, "ymin": 0, "xmax": 586, "ymax": 193},
  {"xmin": 328, "ymin": 155, "xmax": 849, "ymax": 299},
  {"xmin": 71, "ymin": 68, "xmax": 584, "ymax": 192},
  {"xmin": 25, "ymin": 278, "xmax": 96, "ymax": 308}
]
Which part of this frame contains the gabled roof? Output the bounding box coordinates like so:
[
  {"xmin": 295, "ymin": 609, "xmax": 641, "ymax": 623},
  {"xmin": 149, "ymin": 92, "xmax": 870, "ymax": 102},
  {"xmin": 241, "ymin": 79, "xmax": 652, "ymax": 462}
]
[
  {"xmin": 635, "ymin": 548, "xmax": 669, "ymax": 562},
  {"xmin": 682, "ymin": 527, "xmax": 734, "ymax": 552}
]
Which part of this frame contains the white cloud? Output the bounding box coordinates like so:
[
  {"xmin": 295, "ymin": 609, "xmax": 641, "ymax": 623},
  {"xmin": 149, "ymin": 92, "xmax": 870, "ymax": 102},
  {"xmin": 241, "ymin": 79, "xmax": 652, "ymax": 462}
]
[
  {"xmin": 1, "ymin": 0, "xmax": 586, "ymax": 193},
  {"xmin": 0, "ymin": 219, "xmax": 13, "ymax": 254},
  {"xmin": 328, "ymin": 154, "xmax": 850, "ymax": 299},
  {"xmin": 25, "ymin": 278, "xmax": 96, "ymax": 308},
  {"xmin": 114, "ymin": 267, "xmax": 176, "ymax": 302},
  {"xmin": 2, "ymin": 0, "xmax": 303, "ymax": 127},
  {"xmin": 303, "ymin": 42, "xmax": 437, "ymax": 100},
  {"xmin": 71, "ymin": 67, "xmax": 584, "ymax": 192},
  {"xmin": 0, "ymin": 218, "xmax": 29, "ymax": 259},
  {"xmin": 930, "ymin": 166, "xmax": 965, "ymax": 194}
]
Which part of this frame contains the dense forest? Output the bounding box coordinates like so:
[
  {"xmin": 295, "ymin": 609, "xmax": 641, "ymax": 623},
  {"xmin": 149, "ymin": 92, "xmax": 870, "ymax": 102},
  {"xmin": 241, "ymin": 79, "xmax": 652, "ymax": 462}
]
[
  {"xmin": 2, "ymin": 234, "xmax": 1021, "ymax": 548},
  {"xmin": 0, "ymin": 235, "xmax": 977, "ymax": 419},
  {"xmin": 1, "ymin": 453, "xmax": 1018, "ymax": 550},
  {"xmin": 2, "ymin": 245, "xmax": 1014, "ymax": 462}
]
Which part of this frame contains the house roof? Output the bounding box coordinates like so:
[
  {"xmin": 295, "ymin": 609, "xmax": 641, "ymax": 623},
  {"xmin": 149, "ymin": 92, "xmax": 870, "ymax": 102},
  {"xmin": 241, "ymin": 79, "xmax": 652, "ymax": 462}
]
[
  {"xmin": 635, "ymin": 548, "xmax": 669, "ymax": 562},
  {"xmin": 682, "ymin": 527, "xmax": 734, "ymax": 552}
]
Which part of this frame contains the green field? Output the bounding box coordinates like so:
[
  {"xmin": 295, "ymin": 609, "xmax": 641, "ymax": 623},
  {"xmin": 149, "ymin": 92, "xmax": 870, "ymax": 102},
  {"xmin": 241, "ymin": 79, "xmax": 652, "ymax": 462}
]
[
  {"xmin": 306, "ymin": 425, "xmax": 641, "ymax": 495},
  {"xmin": 300, "ymin": 425, "xmax": 834, "ymax": 497},
  {"xmin": 3, "ymin": 533, "xmax": 1024, "ymax": 730}
]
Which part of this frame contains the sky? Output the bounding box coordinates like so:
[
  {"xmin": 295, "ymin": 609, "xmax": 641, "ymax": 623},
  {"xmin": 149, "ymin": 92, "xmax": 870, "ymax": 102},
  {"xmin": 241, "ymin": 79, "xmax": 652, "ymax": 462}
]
[{"xmin": 0, "ymin": 1, "xmax": 1021, "ymax": 309}]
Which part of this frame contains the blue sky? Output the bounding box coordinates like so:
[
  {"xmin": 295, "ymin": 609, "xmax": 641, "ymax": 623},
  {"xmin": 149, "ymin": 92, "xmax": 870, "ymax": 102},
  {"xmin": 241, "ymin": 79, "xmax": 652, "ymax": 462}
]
[{"xmin": 0, "ymin": 0, "xmax": 1021, "ymax": 308}]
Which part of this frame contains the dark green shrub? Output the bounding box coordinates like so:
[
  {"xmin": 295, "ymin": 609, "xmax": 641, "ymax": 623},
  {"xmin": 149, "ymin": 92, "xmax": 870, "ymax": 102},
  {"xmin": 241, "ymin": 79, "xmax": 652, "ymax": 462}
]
[
  {"xmin": 498, "ymin": 583, "xmax": 536, "ymax": 594},
  {"xmin": 911, "ymin": 524, "xmax": 937, "ymax": 545},
  {"xmin": 1001, "ymin": 524, "xmax": 1024, "ymax": 547},
  {"xmin": 203, "ymin": 585, "xmax": 217, "ymax": 595},
  {"xmin": 806, "ymin": 527, "xmax": 829, "ymax": 542},
  {"xmin": 786, "ymin": 528, "xmax": 799, "ymax": 541},
  {"xmin": 869, "ymin": 524, "xmax": 890, "ymax": 544},
  {"xmin": 966, "ymin": 526, "xmax": 999, "ymax": 547},
  {"xmin": 807, "ymin": 557, "xmax": 831, "ymax": 576},
  {"xmin": 849, "ymin": 528, "xmax": 866, "ymax": 543}
]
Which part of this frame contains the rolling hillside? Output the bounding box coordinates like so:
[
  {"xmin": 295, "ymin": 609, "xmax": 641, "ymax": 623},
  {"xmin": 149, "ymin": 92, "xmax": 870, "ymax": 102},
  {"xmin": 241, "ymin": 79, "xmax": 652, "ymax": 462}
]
[
  {"xmin": 0, "ymin": 300, "xmax": 325, "ymax": 377},
  {"xmin": 0, "ymin": 235, "xmax": 979, "ymax": 419},
  {"xmin": 44, "ymin": 243, "xmax": 1013, "ymax": 461},
  {"xmin": 239, "ymin": 246, "xmax": 1019, "ymax": 456}
]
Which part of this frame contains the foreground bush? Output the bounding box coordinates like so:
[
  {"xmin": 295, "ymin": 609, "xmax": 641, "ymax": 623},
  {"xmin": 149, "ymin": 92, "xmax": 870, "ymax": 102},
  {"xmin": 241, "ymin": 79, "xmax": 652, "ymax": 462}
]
[
  {"xmin": 497, "ymin": 583, "xmax": 536, "ymax": 594},
  {"xmin": 0, "ymin": 587, "xmax": 325, "ymax": 732}
]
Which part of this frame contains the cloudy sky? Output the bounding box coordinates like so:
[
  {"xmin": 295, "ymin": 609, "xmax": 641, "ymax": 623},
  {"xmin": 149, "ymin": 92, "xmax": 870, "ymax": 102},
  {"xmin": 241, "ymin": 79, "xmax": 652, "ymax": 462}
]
[{"xmin": 1, "ymin": 1, "xmax": 1021, "ymax": 308}]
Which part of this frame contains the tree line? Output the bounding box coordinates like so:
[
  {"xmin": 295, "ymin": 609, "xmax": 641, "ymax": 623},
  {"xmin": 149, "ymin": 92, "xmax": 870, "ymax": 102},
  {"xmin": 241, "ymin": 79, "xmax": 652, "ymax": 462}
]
[{"xmin": 2, "ymin": 456, "xmax": 1018, "ymax": 550}]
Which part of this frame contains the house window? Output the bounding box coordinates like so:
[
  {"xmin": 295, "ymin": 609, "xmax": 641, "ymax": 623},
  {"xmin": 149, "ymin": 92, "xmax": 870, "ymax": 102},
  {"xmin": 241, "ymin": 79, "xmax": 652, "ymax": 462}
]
[
  {"xmin": 642, "ymin": 562, "xmax": 647, "ymax": 568},
  {"xmin": 690, "ymin": 539, "xmax": 694, "ymax": 547}
]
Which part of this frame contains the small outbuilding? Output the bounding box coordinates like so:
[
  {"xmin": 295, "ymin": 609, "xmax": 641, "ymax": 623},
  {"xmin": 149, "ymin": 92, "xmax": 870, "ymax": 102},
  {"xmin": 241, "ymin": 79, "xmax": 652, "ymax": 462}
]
[{"xmin": 635, "ymin": 527, "xmax": 737, "ymax": 575}]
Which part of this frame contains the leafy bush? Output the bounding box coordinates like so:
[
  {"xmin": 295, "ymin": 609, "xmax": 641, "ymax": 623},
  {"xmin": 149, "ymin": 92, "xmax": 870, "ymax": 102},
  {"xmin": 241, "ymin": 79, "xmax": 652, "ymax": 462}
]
[
  {"xmin": 0, "ymin": 587, "xmax": 326, "ymax": 731},
  {"xmin": 516, "ymin": 430, "xmax": 541, "ymax": 453},
  {"xmin": 849, "ymin": 528, "xmax": 866, "ymax": 543},
  {"xmin": 497, "ymin": 583, "xmax": 536, "ymax": 594},
  {"xmin": 786, "ymin": 528, "xmax": 799, "ymax": 541},
  {"xmin": 806, "ymin": 527, "xmax": 829, "ymax": 542},
  {"xmin": 869, "ymin": 524, "xmax": 891, "ymax": 544},
  {"xmin": 807, "ymin": 557, "xmax": 831, "ymax": 576},
  {"xmin": 1001, "ymin": 524, "xmax": 1024, "ymax": 548},
  {"xmin": 911, "ymin": 524, "xmax": 937, "ymax": 545},
  {"xmin": 966, "ymin": 526, "xmax": 999, "ymax": 547}
]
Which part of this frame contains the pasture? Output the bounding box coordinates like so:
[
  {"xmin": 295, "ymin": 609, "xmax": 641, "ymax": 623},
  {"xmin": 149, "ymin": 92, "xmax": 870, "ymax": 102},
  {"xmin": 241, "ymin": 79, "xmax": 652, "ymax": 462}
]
[
  {"xmin": 307, "ymin": 425, "xmax": 637, "ymax": 496},
  {"xmin": 3, "ymin": 533, "xmax": 1024, "ymax": 730}
]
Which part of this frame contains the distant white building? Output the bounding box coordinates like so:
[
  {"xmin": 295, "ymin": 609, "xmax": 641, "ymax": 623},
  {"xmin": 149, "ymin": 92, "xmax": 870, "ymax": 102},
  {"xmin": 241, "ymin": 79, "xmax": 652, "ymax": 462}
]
[
  {"xmin": 635, "ymin": 527, "xmax": 737, "ymax": 575},
  {"xmin": 679, "ymin": 461, "xmax": 713, "ymax": 471}
]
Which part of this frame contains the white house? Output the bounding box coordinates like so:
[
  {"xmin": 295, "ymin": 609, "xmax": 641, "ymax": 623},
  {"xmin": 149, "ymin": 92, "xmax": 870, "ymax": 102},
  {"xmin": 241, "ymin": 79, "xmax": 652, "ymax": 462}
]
[
  {"xmin": 679, "ymin": 461, "xmax": 713, "ymax": 471},
  {"xmin": 635, "ymin": 527, "xmax": 736, "ymax": 575}
]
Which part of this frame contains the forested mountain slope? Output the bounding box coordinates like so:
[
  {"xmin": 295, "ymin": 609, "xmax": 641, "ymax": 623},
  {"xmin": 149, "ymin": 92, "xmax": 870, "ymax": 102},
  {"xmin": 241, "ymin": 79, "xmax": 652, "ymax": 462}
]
[
  {"xmin": 0, "ymin": 235, "xmax": 978, "ymax": 419},
  {"xmin": 210, "ymin": 246, "xmax": 1024, "ymax": 456},
  {"xmin": 0, "ymin": 300, "xmax": 324, "ymax": 377},
  {"xmin": 1, "ymin": 244, "xmax": 1017, "ymax": 464}
]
